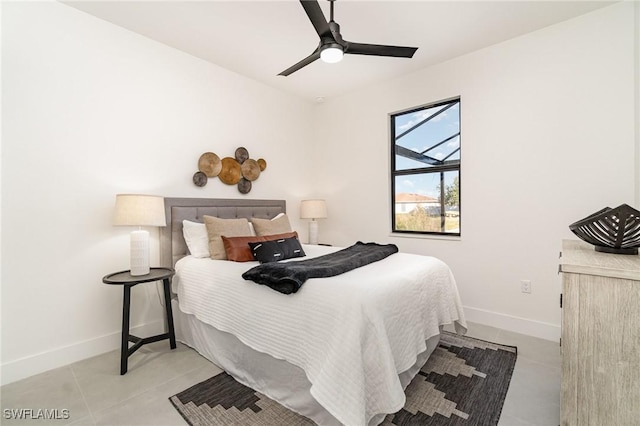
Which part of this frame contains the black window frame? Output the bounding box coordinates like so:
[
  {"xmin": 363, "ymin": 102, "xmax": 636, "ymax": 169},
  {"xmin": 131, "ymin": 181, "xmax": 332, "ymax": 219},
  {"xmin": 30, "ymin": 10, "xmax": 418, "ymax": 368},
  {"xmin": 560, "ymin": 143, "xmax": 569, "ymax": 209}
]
[{"xmin": 390, "ymin": 97, "xmax": 461, "ymax": 236}]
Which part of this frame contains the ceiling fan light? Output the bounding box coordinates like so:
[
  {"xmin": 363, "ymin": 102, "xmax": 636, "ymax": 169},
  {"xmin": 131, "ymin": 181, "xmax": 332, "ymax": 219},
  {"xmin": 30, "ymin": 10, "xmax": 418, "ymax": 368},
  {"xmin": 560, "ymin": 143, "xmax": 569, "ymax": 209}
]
[{"xmin": 320, "ymin": 44, "xmax": 343, "ymax": 63}]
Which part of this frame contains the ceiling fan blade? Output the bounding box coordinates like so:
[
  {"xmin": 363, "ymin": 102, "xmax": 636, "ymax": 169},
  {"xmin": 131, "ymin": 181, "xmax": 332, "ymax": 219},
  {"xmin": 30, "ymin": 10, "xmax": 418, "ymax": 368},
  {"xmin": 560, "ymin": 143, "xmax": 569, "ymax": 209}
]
[
  {"xmin": 278, "ymin": 50, "xmax": 321, "ymax": 76},
  {"xmin": 345, "ymin": 42, "xmax": 418, "ymax": 58},
  {"xmin": 300, "ymin": 0, "xmax": 332, "ymax": 39}
]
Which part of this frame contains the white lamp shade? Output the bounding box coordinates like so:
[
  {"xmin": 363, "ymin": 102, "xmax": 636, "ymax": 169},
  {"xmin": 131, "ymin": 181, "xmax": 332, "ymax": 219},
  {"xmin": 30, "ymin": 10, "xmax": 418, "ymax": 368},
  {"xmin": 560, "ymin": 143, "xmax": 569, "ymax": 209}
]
[
  {"xmin": 114, "ymin": 194, "xmax": 165, "ymax": 276},
  {"xmin": 114, "ymin": 194, "xmax": 166, "ymax": 227},
  {"xmin": 300, "ymin": 199, "xmax": 327, "ymax": 219}
]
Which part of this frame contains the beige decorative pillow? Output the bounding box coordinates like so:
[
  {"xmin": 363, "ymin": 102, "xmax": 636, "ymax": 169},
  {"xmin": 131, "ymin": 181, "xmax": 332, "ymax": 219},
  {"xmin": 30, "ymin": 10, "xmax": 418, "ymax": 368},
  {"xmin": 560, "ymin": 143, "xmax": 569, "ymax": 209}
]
[
  {"xmin": 203, "ymin": 216, "xmax": 252, "ymax": 260},
  {"xmin": 252, "ymin": 214, "xmax": 293, "ymax": 236}
]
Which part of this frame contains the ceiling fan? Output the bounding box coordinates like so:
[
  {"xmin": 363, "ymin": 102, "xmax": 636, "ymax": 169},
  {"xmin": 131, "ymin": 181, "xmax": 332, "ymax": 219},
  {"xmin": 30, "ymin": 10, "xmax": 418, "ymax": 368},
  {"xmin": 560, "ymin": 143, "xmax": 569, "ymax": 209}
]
[{"xmin": 279, "ymin": 0, "xmax": 418, "ymax": 76}]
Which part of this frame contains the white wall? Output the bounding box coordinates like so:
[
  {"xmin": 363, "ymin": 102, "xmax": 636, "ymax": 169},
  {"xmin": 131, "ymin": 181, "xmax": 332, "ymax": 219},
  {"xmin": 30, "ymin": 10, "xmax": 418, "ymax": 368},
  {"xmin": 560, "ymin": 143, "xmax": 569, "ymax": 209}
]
[
  {"xmin": 313, "ymin": 2, "xmax": 637, "ymax": 341},
  {"xmin": 2, "ymin": 0, "xmax": 637, "ymax": 386},
  {"xmin": 1, "ymin": 1, "xmax": 314, "ymax": 385}
]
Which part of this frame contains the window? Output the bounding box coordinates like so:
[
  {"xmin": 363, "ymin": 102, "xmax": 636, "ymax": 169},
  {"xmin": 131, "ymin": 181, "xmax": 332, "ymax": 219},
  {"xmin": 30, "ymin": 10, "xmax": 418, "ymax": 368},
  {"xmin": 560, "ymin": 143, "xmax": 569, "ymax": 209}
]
[{"xmin": 391, "ymin": 98, "xmax": 461, "ymax": 235}]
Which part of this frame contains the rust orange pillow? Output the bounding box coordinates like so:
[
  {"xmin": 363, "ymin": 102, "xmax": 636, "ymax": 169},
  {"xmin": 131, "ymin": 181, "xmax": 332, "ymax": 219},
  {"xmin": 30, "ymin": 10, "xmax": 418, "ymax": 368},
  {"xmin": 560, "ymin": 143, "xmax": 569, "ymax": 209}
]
[{"xmin": 222, "ymin": 232, "xmax": 299, "ymax": 262}]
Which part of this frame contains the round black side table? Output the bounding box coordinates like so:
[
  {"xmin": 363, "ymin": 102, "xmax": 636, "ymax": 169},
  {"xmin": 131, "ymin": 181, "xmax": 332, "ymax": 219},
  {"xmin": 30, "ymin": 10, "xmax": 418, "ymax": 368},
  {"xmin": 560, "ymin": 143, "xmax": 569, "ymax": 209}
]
[{"xmin": 102, "ymin": 267, "xmax": 177, "ymax": 375}]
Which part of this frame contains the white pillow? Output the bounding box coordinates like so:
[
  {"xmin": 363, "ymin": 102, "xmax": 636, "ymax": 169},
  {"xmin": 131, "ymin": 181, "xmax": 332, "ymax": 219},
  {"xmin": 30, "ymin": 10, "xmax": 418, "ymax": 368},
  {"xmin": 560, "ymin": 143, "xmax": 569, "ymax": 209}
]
[{"xmin": 182, "ymin": 220, "xmax": 210, "ymax": 258}]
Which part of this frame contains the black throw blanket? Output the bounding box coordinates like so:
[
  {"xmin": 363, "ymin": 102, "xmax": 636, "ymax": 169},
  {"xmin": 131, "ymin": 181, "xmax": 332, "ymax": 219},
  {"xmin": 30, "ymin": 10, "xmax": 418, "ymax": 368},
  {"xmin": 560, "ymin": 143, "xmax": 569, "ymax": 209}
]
[{"xmin": 242, "ymin": 241, "xmax": 398, "ymax": 294}]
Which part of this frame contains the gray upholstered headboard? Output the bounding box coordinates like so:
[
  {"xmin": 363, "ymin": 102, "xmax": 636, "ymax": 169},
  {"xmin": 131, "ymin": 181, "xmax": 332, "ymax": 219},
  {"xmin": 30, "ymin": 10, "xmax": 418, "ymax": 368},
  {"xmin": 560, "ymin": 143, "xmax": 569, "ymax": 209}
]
[{"xmin": 160, "ymin": 197, "xmax": 287, "ymax": 268}]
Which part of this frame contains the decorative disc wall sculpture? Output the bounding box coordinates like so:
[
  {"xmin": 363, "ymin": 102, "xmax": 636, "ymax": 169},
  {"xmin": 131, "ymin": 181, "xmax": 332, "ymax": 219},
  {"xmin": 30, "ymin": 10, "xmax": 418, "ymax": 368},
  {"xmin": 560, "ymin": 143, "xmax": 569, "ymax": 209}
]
[{"xmin": 193, "ymin": 147, "xmax": 267, "ymax": 194}]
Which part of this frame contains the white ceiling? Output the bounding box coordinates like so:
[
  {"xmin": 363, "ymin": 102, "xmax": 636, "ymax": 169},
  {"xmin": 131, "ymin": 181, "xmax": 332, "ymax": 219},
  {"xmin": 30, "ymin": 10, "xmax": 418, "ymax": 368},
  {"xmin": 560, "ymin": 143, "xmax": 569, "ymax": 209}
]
[{"xmin": 64, "ymin": 1, "xmax": 615, "ymax": 102}]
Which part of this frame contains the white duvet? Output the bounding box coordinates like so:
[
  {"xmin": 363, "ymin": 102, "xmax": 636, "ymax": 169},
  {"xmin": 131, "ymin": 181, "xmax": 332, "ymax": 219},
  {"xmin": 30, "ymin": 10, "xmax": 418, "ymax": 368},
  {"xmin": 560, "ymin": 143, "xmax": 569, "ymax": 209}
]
[{"xmin": 174, "ymin": 244, "xmax": 466, "ymax": 426}]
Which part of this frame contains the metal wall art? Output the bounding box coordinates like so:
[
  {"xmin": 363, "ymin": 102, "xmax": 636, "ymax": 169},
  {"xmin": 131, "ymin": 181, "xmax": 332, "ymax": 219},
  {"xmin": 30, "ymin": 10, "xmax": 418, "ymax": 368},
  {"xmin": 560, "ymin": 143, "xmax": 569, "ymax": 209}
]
[{"xmin": 193, "ymin": 147, "xmax": 267, "ymax": 194}]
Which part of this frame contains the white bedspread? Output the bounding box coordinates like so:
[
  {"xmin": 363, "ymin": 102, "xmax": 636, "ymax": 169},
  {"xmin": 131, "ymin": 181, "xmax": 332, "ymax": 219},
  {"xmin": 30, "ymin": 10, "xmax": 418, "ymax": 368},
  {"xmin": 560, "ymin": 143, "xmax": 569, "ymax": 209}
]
[{"xmin": 174, "ymin": 244, "xmax": 466, "ymax": 426}]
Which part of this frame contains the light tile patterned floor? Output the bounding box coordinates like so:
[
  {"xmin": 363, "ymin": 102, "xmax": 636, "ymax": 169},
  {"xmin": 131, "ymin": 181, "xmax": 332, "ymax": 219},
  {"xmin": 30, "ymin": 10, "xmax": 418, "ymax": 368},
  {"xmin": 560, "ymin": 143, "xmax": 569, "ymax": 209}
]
[{"xmin": 0, "ymin": 322, "xmax": 560, "ymax": 425}]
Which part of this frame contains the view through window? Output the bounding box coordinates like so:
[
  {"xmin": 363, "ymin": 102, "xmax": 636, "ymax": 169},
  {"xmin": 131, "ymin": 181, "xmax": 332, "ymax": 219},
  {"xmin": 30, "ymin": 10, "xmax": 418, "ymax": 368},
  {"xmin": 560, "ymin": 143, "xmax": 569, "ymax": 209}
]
[{"xmin": 391, "ymin": 98, "xmax": 461, "ymax": 235}]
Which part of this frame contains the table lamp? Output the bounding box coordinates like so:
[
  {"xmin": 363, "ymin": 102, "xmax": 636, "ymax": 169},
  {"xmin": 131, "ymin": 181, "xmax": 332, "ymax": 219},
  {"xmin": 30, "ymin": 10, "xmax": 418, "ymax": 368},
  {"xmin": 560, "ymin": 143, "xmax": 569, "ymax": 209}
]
[
  {"xmin": 300, "ymin": 199, "xmax": 327, "ymax": 245},
  {"xmin": 113, "ymin": 194, "xmax": 166, "ymax": 276}
]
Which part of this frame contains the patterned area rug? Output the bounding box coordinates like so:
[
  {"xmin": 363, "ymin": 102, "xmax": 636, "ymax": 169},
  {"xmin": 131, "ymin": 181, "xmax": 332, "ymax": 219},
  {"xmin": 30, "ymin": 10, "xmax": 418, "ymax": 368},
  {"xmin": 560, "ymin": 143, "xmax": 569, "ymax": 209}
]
[{"xmin": 169, "ymin": 332, "xmax": 517, "ymax": 425}]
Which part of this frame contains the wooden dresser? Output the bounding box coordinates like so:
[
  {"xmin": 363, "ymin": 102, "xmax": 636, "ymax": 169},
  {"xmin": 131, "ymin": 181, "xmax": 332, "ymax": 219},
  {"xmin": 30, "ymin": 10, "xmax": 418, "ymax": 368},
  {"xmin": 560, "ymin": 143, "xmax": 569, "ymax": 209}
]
[{"xmin": 559, "ymin": 239, "xmax": 640, "ymax": 425}]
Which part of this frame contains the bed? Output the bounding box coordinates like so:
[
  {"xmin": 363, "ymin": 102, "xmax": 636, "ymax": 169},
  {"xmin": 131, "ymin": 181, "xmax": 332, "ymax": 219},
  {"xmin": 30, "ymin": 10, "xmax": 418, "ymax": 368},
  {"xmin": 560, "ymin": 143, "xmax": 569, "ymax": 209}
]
[{"xmin": 160, "ymin": 197, "xmax": 466, "ymax": 426}]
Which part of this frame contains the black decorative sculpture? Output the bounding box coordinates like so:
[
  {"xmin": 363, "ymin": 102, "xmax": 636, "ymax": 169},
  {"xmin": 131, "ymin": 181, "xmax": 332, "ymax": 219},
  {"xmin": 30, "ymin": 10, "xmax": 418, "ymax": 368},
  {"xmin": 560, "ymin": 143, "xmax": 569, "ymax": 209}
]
[{"xmin": 569, "ymin": 204, "xmax": 640, "ymax": 255}]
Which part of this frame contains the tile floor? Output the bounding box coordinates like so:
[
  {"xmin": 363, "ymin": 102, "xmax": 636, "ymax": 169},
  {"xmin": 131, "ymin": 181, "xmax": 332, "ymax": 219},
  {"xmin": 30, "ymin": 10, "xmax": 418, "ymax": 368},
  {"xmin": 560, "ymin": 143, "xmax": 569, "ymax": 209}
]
[{"xmin": 0, "ymin": 322, "xmax": 560, "ymax": 425}]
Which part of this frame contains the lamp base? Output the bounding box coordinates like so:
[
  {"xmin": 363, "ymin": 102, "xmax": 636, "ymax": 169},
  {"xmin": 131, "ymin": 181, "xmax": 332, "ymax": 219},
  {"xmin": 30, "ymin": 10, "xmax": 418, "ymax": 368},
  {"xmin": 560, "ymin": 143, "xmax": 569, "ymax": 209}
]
[
  {"xmin": 308, "ymin": 220, "xmax": 319, "ymax": 245},
  {"xmin": 130, "ymin": 230, "xmax": 150, "ymax": 276}
]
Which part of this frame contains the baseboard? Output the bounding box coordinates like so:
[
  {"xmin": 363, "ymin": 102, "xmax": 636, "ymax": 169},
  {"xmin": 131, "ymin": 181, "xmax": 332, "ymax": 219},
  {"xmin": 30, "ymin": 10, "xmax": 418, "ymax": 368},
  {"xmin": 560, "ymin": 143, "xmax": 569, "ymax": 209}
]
[
  {"xmin": 0, "ymin": 320, "xmax": 164, "ymax": 386},
  {"xmin": 463, "ymin": 305, "xmax": 561, "ymax": 342},
  {"xmin": 2, "ymin": 309, "xmax": 560, "ymax": 385}
]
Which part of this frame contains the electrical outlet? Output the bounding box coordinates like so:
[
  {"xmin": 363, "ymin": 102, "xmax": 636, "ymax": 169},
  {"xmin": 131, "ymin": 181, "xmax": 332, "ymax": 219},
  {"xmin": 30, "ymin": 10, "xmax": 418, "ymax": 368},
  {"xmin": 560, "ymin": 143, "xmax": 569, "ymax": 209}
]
[{"xmin": 521, "ymin": 280, "xmax": 532, "ymax": 294}]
